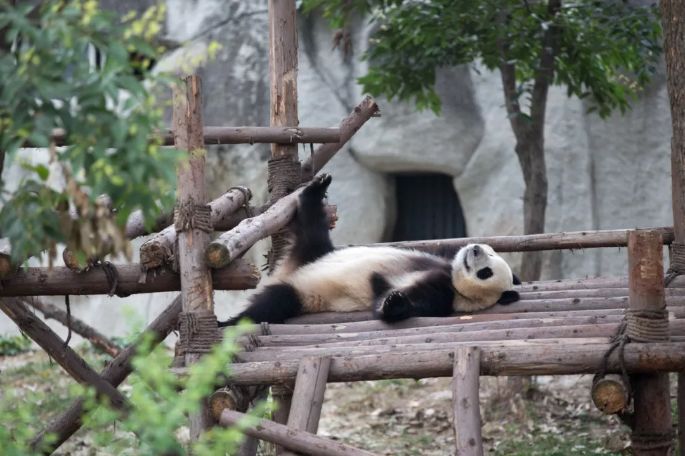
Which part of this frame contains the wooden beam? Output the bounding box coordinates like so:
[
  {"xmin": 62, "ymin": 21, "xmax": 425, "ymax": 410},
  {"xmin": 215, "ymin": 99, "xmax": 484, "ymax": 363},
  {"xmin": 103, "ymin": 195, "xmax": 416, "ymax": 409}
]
[
  {"xmin": 206, "ymin": 187, "xmax": 304, "ymax": 268},
  {"xmin": 218, "ymin": 409, "xmax": 376, "ymax": 456},
  {"xmin": 452, "ymin": 347, "xmax": 483, "ymax": 456},
  {"xmin": 627, "ymin": 231, "xmax": 673, "ymax": 455},
  {"xmin": 0, "ymin": 259, "xmax": 259, "ymax": 296},
  {"xmin": 301, "ymin": 96, "xmax": 380, "ymax": 181},
  {"xmin": 172, "ymin": 342, "xmax": 685, "ymax": 386},
  {"xmin": 23, "ymin": 297, "xmax": 121, "ymax": 357},
  {"xmin": 0, "ymin": 298, "xmax": 127, "ymax": 409},
  {"xmin": 31, "ymin": 295, "xmax": 182, "ymax": 454},
  {"xmin": 29, "ymin": 126, "xmax": 341, "ymax": 147},
  {"xmin": 287, "ymin": 357, "xmax": 331, "ymax": 433},
  {"xmin": 365, "ymin": 227, "xmax": 674, "ymax": 255}
]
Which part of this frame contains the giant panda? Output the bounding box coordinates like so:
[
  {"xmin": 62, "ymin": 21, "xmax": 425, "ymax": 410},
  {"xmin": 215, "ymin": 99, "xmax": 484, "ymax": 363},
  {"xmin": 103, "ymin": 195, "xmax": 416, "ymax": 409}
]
[{"xmin": 218, "ymin": 174, "xmax": 520, "ymax": 326}]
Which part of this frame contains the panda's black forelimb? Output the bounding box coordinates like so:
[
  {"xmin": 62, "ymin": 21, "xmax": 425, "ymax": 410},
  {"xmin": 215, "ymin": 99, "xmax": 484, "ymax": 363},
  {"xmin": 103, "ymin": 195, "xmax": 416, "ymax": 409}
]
[
  {"xmin": 372, "ymin": 270, "xmax": 455, "ymax": 322},
  {"xmin": 496, "ymin": 290, "xmax": 520, "ymax": 305},
  {"xmin": 288, "ymin": 173, "xmax": 335, "ymax": 267},
  {"xmin": 217, "ymin": 284, "xmax": 303, "ymax": 326}
]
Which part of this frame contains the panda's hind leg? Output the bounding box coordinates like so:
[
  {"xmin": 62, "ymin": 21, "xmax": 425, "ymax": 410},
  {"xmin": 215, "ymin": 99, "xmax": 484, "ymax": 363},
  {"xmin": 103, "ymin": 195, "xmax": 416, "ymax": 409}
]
[
  {"xmin": 288, "ymin": 173, "xmax": 334, "ymax": 267},
  {"xmin": 218, "ymin": 284, "xmax": 303, "ymax": 326}
]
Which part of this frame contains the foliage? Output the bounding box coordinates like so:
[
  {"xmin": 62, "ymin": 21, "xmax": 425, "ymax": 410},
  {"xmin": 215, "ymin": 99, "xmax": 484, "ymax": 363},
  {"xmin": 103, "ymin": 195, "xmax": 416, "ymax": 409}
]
[
  {"xmin": 301, "ymin": 0, "xmax": 662, "ymax": 116},
  {"xmin": 0, "ymin": 334, "xmax": 31, "ymax": 356},
  {"xmin": 0, "ymin": 323, "xmax": 263, "ymax": 455},
  {"xmin": 0, "ymin": 0, "xmax": 181, "ymax": 265}
]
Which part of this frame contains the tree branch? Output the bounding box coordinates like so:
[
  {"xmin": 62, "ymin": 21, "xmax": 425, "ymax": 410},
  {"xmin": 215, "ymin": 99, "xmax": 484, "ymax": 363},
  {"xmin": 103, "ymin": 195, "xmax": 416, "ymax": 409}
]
[
  {"xmin": 497, "ymin": 13, "xmax": 525, "ymax": 140},
  {"xmin": 529, "ymin": 0, "xmax": 562, "ymax": 128}
]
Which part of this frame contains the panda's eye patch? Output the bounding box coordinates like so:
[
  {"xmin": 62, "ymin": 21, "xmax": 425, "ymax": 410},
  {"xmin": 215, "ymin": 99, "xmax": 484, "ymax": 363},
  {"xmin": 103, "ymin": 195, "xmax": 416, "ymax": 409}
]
[{"xmin": 477, "ymin": 267, "xmax": 493, "ymax": 280}]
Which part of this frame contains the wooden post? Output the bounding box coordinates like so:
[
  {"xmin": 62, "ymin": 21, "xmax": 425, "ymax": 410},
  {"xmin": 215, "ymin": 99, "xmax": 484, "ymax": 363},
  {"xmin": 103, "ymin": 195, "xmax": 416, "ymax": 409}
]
[
  {"xmin": 271, "ymin": 384, "xmax": 294, "ymax": 455},
  {"xmin": 287, "ymin": 357, "xmax": 331, "ymax": 433},
  {"xmin": 452, "ymin": 347, "xmax": 483, "ymax": 456},
  {"xmin": 659, "ymin": 3, "xmax": 685, "ymax": 454},
  {"xmin": 627, "ymin": 231, "xmax": 673, "ymax": 455},
  {"xmin": 173, "ymin": 74, "xmax": 216, "ymax": 440}
]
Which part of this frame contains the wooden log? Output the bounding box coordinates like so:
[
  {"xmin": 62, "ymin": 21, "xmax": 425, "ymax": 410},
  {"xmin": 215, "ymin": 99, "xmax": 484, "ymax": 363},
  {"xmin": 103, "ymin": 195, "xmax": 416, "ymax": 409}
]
[
  {"xmin": 173, "ymin": 74, "xmax": 216, "ymax": 440},
  {"xmin": 517, "ymin": 275, "xmax": 685, "ymax": 292},
  {"xmin": 370, "ymin": 227, "xmax": 673, "ymax": 255},
  {"xmin": 124, "ymin": 209, "xmax": 173, "ymax": 239},
  {"xmin": 281, "ymin": 296, "xmax": 685, "ymax": 325},
  {"xmin": 519, "ymin": 287, "xmax": 685, "ymax": 300},
  {"xmin": 171, "ymin": 342, "xmax": 685, "ymax": 386},
  {"xmin": 271, "ymin": 384, "xmax": 294, "ymax": 455},
  {"xmin": 0, "ymin": 298, "xmax": 127, "ymax": 409},
  {"xmin": 219, "ymin": 409, "xmax": 376, "ymax": 456},
  {"xmin": 0, "ymin": 259, "xmax": 259, "ymax": 296},
  {"xmin": 30, "ymin": 295, "xmax": 182, "ymax": 454},
  {"xmin": 140, "ymin": 186, "xmax": 252, "ymax": 270},
  {"xmin": 251, "ymin": 315, "xmax": 626, "ymax": 346},
  {"xmin": 301, "ymin": 96, "xmax": 380, "ymax": 181},
  {"xmin": 591, "ymin": 375, "xmax": 630, "ymax": 415},
  {"xmin": 452, "ymin": 347, "xmax": 483, "ymax": 456},
  {"xmin": 206, "ymin": 187, "xmax": 304, "ymax": 268},
  {"xmin": 238, "ymin": 337, "xmax": 612, "ymax": 363},
  {"xmin": 679, "ymin": 373, "xmax": 685, "ymax": 456},
  {"xmin": 38, "ymin": 126, "xmax": 340, "ymax": 148},
  {"xmin": 252, "ymin": 321, "xmax": 685, "ymax": 353},
  {"xmin": 287, "ymin": 357, "xmax": 331, "ymax": 434},
  {"xmin": 23, "ymin": 296, "xmax": 121, "ymax": 357},
  {"xmin": 627, "ymin": 231, "xmax": 674, "ymax": 455}
]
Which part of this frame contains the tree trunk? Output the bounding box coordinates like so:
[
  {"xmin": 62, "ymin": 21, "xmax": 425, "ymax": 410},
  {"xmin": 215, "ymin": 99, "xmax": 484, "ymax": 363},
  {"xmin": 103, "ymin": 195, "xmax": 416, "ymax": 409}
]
[{"xmin": 515, "ymin": 134, "xmax": 548, "ymax": 281}]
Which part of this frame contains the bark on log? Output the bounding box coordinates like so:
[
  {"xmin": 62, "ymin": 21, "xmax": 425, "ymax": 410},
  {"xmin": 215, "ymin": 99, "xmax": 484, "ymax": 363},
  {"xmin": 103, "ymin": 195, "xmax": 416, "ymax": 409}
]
[
  {"xmin": 206, "ymin": 187, "xmax": 304, "ymax": 268},
  {"xmin": 0, "ymin": 259, "xmax": 259, "ymax": 296},
  {"xmin": 591, "ymin": 375, "xmax": 630, "ymax": 415},
  {"xmin": 23, "ymin": 296, "xmax": 121, "ymax": 357},
  {"xmin": 452, "ymin": 347, "xmax": 483, "ymax": 456},
  {"xmin": 280, "ymin": 296, "xmax": 685, "ymax": 325},
  {"xmin": 0, "ymin": 298, "xmax": 127, "ymax": 410},
  {"xmin": 301, "ymin": 96, "xmax": 380, "ymax": 181},
  {"xmin": 219, "ymin": 409, "xmax": 376, "ymax": 456},
  {"xmin": 250, "ymin": 315, "xmax": 626, "ymax": 346},
  {"xmin": 31, "ymin": 295, "xmax": 182, "ymax": 454},
  {"xmin": 679, "ymin": 373, "xmax": 685, "ymax": 456},
  {"xmin": 39, "ymin": 126, "xmax": 340, "ymax": 148},
  {"xmin": 172, "ymin": 342, "xmax": 685, "ymax": 386},
  {"xmin": 371, "ymin": 227, "xmax": 673, "ymax": 255},
  {"xmin": 517, "ymin": 275, "xmax": 685, "ymax": 292},
  {"xmin": 173, "ymin": 74, "xmax": 215, "ymax": 440},
  {"xmin": 287, "ymin": 356, "xmax": 331, "ymax": 434},
  {"xmin": 271, "ymin": 384, "xmax": 294, "ymax": 455},
  {"xmin": 140, "ymin": 186, "xmax": 252, "ymax": 270},
  {"xmin": 627, "ymin": 231, "xmax": 673, "ymax": 455},
  {"xmin": 239, "ymin": 337, "xmax": 611, "ymax": 363}
]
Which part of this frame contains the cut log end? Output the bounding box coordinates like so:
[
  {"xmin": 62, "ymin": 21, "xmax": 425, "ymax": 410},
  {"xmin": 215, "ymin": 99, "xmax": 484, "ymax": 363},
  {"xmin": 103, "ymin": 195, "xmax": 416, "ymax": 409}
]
[
  {"xmin": 0, "ymin": 254, "xmax": 13, "ymax": 279},
  {"xmin": 205, "ymin": 243, "xmax": 230, "ymax": 269},
  {"xmin": 139, "ymin": 243, "xmax": 169, "ymax": 270},
  {"xmin": 209, "ymin": 389, "xmax": 240, "ymax": 423},
  {"xmin": 591, "ymin": 375, "xmax": 630, "ymax": 414}
]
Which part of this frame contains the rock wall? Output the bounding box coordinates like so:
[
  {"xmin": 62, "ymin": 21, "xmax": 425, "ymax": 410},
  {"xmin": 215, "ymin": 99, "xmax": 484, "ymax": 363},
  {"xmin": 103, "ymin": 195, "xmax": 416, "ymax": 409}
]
[{"xmin": 0, "ymin": 2, "xmax": 673, "ymax": 337}]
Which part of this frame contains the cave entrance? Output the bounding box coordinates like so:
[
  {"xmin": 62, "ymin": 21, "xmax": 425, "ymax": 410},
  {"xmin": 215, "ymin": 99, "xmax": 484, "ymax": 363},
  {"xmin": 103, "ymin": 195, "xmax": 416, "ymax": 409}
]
[{"xmin": 389, "ymin": 173, "xmax": 467, "ymax": 242}]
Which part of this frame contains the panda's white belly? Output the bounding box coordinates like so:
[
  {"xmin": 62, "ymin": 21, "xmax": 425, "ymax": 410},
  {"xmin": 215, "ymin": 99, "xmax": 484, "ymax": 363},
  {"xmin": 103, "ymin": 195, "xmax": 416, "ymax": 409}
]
[{"xmin": 278, "ymin": 246, "xmax": 436, "ymax": 313}]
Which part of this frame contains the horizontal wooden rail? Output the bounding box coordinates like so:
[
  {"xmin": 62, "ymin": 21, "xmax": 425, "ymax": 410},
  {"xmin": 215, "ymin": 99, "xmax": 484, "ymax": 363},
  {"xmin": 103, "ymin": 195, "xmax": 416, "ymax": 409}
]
[
  {"xmin": 172, "ymin": 342, "xmax": 685, "ymax": 385},
  {"xmin": 362, "ymin": 227, "xmax": 674, "ymax": 255},
  {"xmin": 0, "ymin": 259, "xmax": 259, "ymax": 296},
  {"xmin": 30, "ymin": 126, "xmax": 341, "ymax": 148}
]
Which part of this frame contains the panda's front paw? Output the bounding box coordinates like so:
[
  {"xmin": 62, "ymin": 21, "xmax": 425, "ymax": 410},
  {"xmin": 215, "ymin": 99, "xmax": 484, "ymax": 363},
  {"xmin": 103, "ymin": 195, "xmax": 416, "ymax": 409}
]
[
  {"xmin": 303, "ymin": 173, "xmax": 332, "ymax": 199},
  {"xmin": 378, "ymin": 290, "xmax": 413, "ymax": 322}
]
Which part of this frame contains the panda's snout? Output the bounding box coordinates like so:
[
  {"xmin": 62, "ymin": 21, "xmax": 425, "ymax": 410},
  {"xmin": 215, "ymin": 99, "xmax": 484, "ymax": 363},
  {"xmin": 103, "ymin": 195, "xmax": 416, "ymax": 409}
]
[{"xmin": 472, "ymin": 245, "xmax": 481, "ymax": 257}]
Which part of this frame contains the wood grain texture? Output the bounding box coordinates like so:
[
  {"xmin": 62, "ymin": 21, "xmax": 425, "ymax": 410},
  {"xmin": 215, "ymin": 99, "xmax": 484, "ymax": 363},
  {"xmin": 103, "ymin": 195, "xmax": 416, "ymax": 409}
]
[{"xmin": 452, "ymin": 347, "xmax": 483, "ymax": 456}]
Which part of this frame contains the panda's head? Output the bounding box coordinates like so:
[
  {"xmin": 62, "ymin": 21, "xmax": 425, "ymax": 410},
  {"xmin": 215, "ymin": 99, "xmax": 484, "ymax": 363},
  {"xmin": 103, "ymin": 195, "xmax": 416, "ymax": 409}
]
[{"xmin": 451, "ymin": 243, "xmax": 520, "ymax": 309}]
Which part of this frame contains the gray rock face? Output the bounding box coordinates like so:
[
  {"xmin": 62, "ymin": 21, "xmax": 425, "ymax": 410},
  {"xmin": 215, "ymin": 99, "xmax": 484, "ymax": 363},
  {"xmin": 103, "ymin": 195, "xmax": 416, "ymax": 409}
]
[{"xmin": 0, "ymin": 4, "xmax": 674, "ymax": 337}]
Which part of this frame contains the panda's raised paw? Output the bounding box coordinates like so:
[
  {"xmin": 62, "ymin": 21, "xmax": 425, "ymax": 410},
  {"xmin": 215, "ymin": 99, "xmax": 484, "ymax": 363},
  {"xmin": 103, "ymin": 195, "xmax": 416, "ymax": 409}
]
[{"xmin": 302, "ymin": 173, "xmax": 332, "ymax": 199}]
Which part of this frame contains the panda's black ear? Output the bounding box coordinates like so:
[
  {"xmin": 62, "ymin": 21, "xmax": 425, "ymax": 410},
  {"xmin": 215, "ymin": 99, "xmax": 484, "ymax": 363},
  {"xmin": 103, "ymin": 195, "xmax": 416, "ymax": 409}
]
[
  {"xmin": 512, "ymin": 273, "xmax": 522, "ymax": 285},
  {"xmin": 497, "ymin": 290, "xmax": 519, "ymax": 305}
]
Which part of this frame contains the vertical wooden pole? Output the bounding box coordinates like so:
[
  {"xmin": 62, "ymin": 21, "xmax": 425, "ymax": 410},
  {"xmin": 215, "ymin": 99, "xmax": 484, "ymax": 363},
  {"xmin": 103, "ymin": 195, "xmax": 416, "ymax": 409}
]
[
  {"xmin": 628, "ymin": 231, "xmax": 673, "ymax": 456},
  {"xmin": 287, "ymin": 356, "xmax": 331, "ymax": 433},
  {"xmin": 173, "ymin": 74, "xmax": 215, "ymax": 440},
  {"xmin": 271, "ymin": 384, "xmax": 294, "ymax": 455},
  {"xmin": 452, "ymin": 347, "xmax": 484, "ymax": 456},
  {"xmin": 659, "ymin": 3, "xmax": 685, "ymax": 454},
  {"xmin": 267, "ymin": 0, "xmax": 300, "ymax": 446}
]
